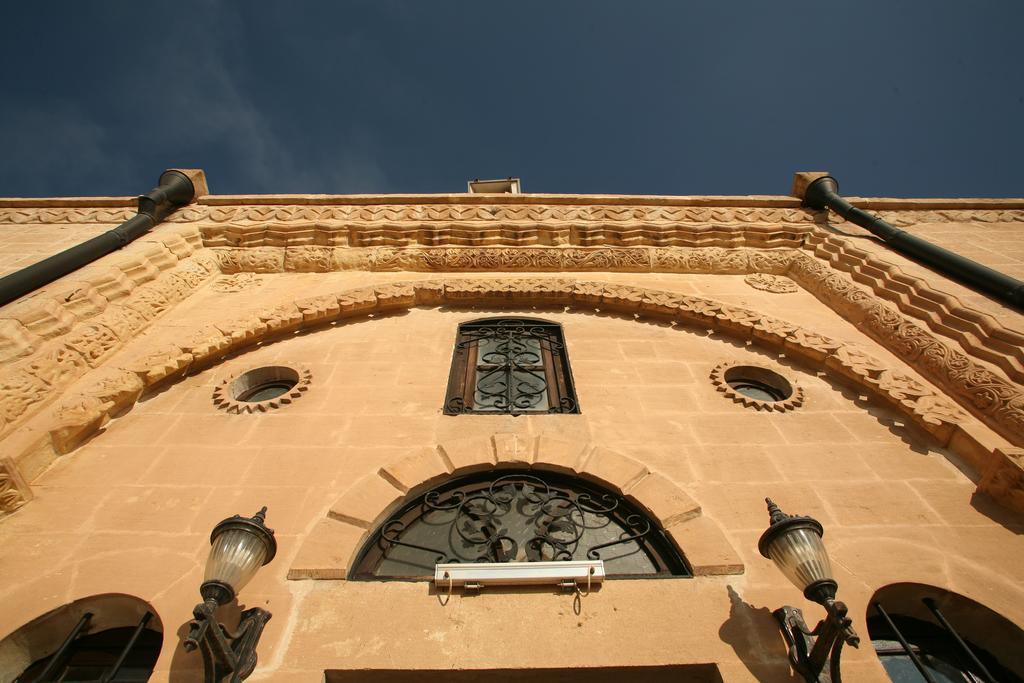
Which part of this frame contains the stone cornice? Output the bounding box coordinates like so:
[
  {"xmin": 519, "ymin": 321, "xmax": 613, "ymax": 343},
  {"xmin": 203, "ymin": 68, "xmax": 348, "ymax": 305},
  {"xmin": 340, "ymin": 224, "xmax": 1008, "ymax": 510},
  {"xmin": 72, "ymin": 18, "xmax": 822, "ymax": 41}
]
[
  {"xmin": 3, "ymin": 202, "xmax": 1024, "ymax": 226},
  {"xmin": 4, "ymin": 193, "xmax": 1024, "ymax": 210}
]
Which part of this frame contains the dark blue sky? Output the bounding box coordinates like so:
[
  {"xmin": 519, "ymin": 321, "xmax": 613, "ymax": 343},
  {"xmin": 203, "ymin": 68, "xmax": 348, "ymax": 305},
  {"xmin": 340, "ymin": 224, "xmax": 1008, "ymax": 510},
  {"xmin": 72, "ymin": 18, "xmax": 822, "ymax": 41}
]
[{"xmin": 2, "ymin": 1, "xmax": 1022, "ymax": 198}]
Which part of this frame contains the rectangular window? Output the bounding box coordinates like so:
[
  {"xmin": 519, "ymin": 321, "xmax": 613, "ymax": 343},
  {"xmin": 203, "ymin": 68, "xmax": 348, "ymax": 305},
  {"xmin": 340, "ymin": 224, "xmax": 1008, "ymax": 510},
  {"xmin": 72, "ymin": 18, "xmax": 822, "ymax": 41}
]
[{"xmin": 443, "ymin": 318, "xmax": 580, "ymax": 415}]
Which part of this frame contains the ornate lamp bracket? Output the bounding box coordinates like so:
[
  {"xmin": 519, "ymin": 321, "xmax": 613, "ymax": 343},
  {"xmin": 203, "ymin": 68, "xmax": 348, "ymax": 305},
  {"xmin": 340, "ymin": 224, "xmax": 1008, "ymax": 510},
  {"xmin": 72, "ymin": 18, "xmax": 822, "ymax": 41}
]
[
  {"xmin": 775, "ymin": 599, "xmax": 859, "ymax": 683},
  {"xmin": 184, "ymin": 600, "xmax": 271, "ymax": 683}
]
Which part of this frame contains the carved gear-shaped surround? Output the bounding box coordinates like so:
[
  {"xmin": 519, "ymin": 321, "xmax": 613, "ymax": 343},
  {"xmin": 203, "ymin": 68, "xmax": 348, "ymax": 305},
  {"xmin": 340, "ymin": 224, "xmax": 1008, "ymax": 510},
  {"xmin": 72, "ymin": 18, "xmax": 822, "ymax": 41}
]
[
  {"xmin": 710, "ymin": 361, "xmax": 805, "ymax": 412},
  {"xmin": 212, "ymin": 366, "xmax": 312, "ymax": 414}
]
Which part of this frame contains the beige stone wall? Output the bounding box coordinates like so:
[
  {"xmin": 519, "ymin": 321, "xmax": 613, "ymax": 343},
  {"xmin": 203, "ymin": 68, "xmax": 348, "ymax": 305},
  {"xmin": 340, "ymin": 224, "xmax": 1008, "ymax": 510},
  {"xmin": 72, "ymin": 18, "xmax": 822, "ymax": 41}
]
[
  {"xmin": 0, "ymin": 199, "xmax": 134, "ymax": 278},
  {"xmin": 1, "ymin": 193, "xmax": 1023, "ymax": 682}
]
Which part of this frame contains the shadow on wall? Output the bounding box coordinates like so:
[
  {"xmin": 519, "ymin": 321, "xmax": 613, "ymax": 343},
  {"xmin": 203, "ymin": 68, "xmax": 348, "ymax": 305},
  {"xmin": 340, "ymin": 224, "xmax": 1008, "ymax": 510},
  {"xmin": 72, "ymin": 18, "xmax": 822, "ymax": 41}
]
[
  {"xmin": 968, "ymin": 491, "xmax": 1024, "ymax": 534},
  {"xmin": 718, "ymin": 586, "xmax": 800, "ymax": 683}
]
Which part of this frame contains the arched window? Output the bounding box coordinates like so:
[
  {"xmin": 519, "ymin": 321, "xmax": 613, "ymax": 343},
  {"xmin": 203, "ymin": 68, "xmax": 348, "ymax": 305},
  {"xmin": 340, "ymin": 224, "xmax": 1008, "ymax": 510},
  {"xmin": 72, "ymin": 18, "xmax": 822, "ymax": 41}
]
[
  {"xmin": 868, "ymin": 583, "xmax": 1024, "ymax": 683},
  {"xmin": 443, "ymin": 317, "xmax": 580, "ymax": 415},
  {"xmin": 352, "ymin": 470, "xmax": 691, "ymax": 579},
  {"xmin": 2, "ymin": 595, "xmax": 162, "ymax": 683}
]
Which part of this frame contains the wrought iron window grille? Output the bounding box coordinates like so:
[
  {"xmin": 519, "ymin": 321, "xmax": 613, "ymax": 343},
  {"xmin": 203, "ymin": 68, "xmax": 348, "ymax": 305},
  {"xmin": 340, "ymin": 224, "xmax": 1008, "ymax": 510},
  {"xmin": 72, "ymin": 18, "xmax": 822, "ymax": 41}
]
[
  {"xmin": 351, "ymin": 470, "xmax": 691, "ymax": 580},
  {"xmin": 15, "ymin": 611, "xmax": 159, "ymax": 683},
  {"xmin": 870, "ymin": 600, "xmax": 1018, "ymax": 683},
  {"xmin": 443, "ymin": 318, "xmax": 580, "ymax": 415}
]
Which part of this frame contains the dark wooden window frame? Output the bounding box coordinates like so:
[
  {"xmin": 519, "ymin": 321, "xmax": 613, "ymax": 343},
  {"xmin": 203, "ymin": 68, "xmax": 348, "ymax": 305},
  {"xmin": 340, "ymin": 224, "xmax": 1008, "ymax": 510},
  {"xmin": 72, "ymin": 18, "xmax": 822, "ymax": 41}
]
[{"xmin": 443, "ymin": 317, "xmax": 580, "ymax": 415}]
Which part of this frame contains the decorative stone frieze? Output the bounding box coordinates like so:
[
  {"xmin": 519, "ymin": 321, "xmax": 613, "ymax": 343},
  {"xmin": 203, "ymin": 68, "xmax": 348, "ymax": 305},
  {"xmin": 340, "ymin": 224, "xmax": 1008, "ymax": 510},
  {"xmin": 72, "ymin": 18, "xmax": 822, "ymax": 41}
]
[
  {"xmin": 202, "ymin": 242, "xmax": 1024, "ymax": 395},
  {"xmin": 4, "ymin": 231, "xmax": 1022, "ymax": 450},
  {"xmin": 0, "ymin": 245, "xmax": 216, "ymax": 435},
  {"xmin": 802, "ymin": 235, "xmax": 1024, "ymax": 385},
  {"xmin": 191, "ymin": 204, "xmax": 818, "ymax": 228},
  {"xmin": 789, "ymin": 255, "xmax": 1024, "ymax": 443},
  {"xmin": 5, "ymin": 203, "xmax": 1020, "ymax": 228},
  {"xmin": 213, "ymin": 245, "xmax": 804, "ymax": 274}
]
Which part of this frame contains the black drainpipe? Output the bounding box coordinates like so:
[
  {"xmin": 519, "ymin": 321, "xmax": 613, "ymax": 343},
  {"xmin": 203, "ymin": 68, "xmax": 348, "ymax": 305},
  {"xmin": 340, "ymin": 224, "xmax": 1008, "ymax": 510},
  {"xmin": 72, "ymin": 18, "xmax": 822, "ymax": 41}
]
[
  {"xmin": 803, "ymin": 176, "xmax": 1024, "ymax": 312},
  {"xmin": 0, "ymin": 170, "xmax": 196, "ymax": 308}
]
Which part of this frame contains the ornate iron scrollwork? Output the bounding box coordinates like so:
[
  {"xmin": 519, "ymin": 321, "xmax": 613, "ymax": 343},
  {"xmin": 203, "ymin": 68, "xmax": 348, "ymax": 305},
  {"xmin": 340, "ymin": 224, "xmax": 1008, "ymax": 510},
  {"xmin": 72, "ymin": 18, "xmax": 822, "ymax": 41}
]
[
  {"xmin": 444, "ymin": 318, "xmax": 580, "ymax": 415},
  {"xmin": 351, "ymin": 471, "xmax": 691, "ymax": 579}
]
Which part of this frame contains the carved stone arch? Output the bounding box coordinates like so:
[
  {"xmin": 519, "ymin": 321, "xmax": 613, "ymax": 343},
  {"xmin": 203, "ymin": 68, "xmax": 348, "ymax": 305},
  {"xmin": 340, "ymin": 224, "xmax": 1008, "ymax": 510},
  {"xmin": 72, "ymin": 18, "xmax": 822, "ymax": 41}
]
[
  {"xmin": 48, "ymin": 278, "xmax": 973, "ymax": 453},
  {"xmin": 9, "ymin": 277, "xmax": 1020, "ymax": 520},
  {"xmin": 287, "ymin": 434, "xmax": 743, "ymax": 580}
]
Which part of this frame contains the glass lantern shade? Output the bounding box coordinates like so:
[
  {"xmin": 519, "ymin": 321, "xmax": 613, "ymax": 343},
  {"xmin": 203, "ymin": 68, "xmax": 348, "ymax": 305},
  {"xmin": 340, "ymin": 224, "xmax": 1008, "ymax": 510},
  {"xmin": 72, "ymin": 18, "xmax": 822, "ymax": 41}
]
[
  {"xmin": 762, "ymin": 525, "xmax": 833, "ymax": 593},
  {"xmin": 201, "ymin": 507, "xmax": 277, "ymax": 604},
  {"xmin": 758, "ymin": 498, "xmax": 836, "ymax": 602},
  {"xmin": 204, "ymin": 527, "xmax": 270, "ymax": 594}
]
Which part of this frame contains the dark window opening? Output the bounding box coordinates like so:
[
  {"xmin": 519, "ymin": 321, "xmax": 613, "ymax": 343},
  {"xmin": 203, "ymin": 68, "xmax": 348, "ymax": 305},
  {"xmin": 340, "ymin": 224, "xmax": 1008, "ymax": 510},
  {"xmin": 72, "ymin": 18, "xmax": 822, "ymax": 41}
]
[
  {"xmin": 228, "ymin": 366, "xmax": 300, "ymax": 403},
  {"xmin": 351, "ymin": 469, "xmax": 691, "ymax": 580},
  {"xmin": 723, "ymin": 365, "xmax": 793, "ymax": 403},
  {"xmin": 869, "ymin": 607, "xmax": 1022, "ymax": 683},
  {"xmin": 444, "ymin": 317, "xmax": 580, "ymax": 415},
  {"xmin": 16, "ymin": 620, "xmax": 161, "ymax": 683},
  {"xmin": 237, "ymin": 380, "xmax": 296, "ymax": 402},
  {"xmin": 729, "ymin": 380, "xmax": 786, "ymax": 402}
]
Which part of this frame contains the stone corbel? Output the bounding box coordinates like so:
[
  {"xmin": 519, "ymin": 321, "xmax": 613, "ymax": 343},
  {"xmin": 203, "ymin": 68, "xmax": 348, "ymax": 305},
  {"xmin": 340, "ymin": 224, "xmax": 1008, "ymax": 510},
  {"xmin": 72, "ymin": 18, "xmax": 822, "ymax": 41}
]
[{"xmin": 978, "ymin": 448, "xmax": 1024, "ymax": 514}]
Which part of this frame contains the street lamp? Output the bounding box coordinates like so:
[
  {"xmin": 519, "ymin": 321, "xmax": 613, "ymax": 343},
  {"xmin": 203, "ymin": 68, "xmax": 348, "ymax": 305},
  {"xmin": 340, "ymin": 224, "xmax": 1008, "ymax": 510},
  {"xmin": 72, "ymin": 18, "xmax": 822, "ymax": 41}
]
[
  {"xmin": 758, "ymin": 498, "xmax": 860, "ymax": 683},
  {"xmin": 185, "ymin": 507, "xmax": 278, "ymax": 683}
]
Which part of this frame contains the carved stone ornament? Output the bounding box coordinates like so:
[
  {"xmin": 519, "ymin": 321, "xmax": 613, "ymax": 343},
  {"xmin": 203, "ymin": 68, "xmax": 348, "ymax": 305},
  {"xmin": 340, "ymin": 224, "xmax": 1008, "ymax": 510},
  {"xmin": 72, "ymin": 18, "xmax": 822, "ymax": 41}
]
[
  {"xmin": 744, "ymin": 273, "xmax": 798, "ymax": 294},
  {"xmin": 4, "ymin": 203, "xmax": 1020, "ymax": 228},
  {"xmin": 0, "ymin": 457, "xmax": 31, "ymax": 513},
  {"xmin": 710, "ymin": 361, "xmax": 805, "ymax": 412},
  {"xmin": 3, "ymin": 228, "xmax": 1024, "ymax": 451},
  {"xmin": 211, "ymin": 272, "xmax": 265, "ymax": 293},
  {"xmin": 212, "ymin": 366, "xmax": 312, "ymax": 414}
]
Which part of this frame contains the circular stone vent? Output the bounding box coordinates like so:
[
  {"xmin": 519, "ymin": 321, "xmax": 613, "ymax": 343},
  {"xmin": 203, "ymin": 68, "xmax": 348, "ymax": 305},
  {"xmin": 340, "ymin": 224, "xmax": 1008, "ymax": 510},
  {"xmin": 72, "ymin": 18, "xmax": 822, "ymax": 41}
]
[
  {"xmin": 710, "ymin": 362, "xmax": 803, "ymax": 412},
  {"xmin": 212, "ymin": 366, "xmax": 312, "ymax": 414}
]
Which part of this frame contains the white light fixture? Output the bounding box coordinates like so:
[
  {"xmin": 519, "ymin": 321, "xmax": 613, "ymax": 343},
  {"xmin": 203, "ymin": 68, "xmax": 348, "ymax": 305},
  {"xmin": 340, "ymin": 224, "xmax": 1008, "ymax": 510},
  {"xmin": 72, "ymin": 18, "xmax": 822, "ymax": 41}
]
[
  {"xmin": 467, "ymin": 177, "xmax": 521, "ymax": 194},
  {"xmin": 435, "ymin": 560, "xmax": 604, "ymax": 590}
]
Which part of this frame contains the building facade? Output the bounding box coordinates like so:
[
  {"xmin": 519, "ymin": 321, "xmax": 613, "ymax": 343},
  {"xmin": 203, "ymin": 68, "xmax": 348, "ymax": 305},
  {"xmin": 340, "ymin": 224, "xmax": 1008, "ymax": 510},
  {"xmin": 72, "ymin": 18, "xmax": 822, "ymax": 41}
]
[{"xmin": 0, "ymin": 170, "xmax": 1022, "ymax": 682}]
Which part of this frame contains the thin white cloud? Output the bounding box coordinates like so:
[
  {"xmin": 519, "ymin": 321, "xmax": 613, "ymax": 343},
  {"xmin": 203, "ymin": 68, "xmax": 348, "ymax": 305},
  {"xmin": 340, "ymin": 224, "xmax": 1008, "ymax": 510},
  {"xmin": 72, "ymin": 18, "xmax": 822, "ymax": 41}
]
[{"xmin": 0, "ymin": 1, "xmax": 393, "ymax": 195}]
